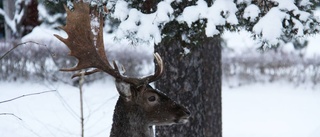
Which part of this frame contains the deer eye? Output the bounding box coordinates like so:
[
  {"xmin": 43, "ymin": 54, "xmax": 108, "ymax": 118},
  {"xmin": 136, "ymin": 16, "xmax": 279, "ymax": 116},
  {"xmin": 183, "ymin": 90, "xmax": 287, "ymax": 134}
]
[{"xmin": 148, "ymin": 96, "xmax": 156, "ymax": 102}]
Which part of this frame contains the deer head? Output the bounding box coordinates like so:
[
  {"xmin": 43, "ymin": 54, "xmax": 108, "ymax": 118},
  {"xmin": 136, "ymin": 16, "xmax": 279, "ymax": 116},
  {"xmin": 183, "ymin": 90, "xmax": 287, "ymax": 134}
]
[{"xmin": 54, "ymin": 1, "xmax": 190, "ymax": 136}]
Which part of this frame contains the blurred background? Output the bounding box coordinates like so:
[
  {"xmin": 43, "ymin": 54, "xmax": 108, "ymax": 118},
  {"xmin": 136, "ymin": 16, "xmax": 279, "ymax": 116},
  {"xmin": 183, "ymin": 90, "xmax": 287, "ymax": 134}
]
[{"xmin": 0, "ymin": 0, "xmax": 320, "ymax": 137}]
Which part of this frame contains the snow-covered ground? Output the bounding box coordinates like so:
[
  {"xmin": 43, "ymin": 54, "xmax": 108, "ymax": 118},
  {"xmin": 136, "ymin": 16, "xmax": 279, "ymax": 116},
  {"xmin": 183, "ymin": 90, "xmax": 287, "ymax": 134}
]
[
  {"xmin": 3, "ymin": 12, "xmax": 320, "ymax": 137},
  {"xmin": 223, "ymin": 83, "xmax": 320, "ymax": 137},
  {"xmin": 0, "ymin": 79, "xmax": 118, "ymax": 137},
  {"xmin": 1, "ymin": 79, "xmax": 320, "ymax": 137}
]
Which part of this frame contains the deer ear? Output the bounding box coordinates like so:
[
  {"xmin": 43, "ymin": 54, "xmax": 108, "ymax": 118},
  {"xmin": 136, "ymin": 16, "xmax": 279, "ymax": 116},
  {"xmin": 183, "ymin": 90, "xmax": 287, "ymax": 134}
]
[{"xmin": 115, "ymin": 81, "xmax": 132, "ymax": 102}]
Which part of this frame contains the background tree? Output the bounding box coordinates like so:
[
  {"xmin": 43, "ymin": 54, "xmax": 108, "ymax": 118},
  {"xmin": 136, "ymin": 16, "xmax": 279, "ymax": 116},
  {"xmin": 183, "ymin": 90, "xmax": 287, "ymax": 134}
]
[
  {"xmin": 0, "ymin": 0, "xmax": 40, "ymax": 40},
  {"xmin": 37, "ymin": 0, "xmax": 67, "ymax": 29},
  {"xmin": 1, "ymin": 0, "xmax": 15, "ymax": 40}
]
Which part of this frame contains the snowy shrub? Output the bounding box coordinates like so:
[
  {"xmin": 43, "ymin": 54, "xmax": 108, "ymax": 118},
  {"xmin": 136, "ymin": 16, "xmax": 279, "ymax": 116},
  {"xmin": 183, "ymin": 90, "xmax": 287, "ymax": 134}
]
[
  {"xmin": 0, "ymin": 42, "xmax": 72, "ymax": 83},
  {"xmin": 0, "ymin": 41, "xmax": 153, "ymax": 85},
  {"xmin": 2, "ymin": 41, "xmax": 319, "ymax": 87},
  {"xmin": 222, "ymin": 48, "xmax": 320, "ymax": 88}
]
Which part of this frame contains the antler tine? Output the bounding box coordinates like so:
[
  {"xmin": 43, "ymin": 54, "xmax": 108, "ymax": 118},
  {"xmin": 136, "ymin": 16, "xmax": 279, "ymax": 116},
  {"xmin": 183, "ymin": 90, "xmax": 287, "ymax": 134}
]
[
  {"xmin": 140, "ymin": 53, "xmax": 164, "ymax": 83},
  {"xmin": 111, "ymin": 60, "xmax": 143, "ymax": 85},
  {"xmin": 54, "ymin": 1, "xmax": 118, "ymax": 78},
  {"xmin": 153, "ymin": 53, "xmax": 164, "ymax": 80},
  {"xmin": 55, "ymin": 1, "xmax": 164, "ymax": 86}
]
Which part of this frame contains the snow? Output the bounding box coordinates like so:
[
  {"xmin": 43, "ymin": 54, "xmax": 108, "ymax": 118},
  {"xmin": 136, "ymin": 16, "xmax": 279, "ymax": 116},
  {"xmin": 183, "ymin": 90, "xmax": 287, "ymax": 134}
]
[
  {"xmin": 0, "ymin": 0, "xmax": 32, "ymax": 35},
  {"xmin": 110, "ymin": 0, "xmax": 318, "ymax": 45},
  {"xmin": 2, "ymin": 1, "xmax": 320, "ymax": 136},
  {"xmin": 273, "ymin": 0, "xmax": 298, "ymax": 11},
  {"xmin": 243, "ymin": 4, "xmax": 260, "ymax": 22},
  {"xmin": 305, "ymin": 34, "xmax": 320, "ymax": 58},
  {"xmin": 269, "ymin": 0, "xmax": 311, "ymax": 22},
  {"xmin": 155, "ymin": 1, "xmax": 174, "ymax": 23},
  {"xmin": 37, "ymin": 4, "xmax": 65, "ymax": 26},
  {"xmin": 177, "ymin": 0, "xmax": 207, "ymax": 27},
  {"xmin": 223, "ymin": 82, "xmax": 320, "ymax": 137},
  {"xmin": 177, "ymin": 0, "xmax": 239, "ymax": 36},
  {"xmin": 114, "ymin": 0, "xmax": 240, "ymax": 42},
  {"xmin": 253, "ymin": 7, "xmax": 287, "ymax": 45},
  {"xmin": 0, "ymin": 8, "xmax": 17, "ymax": 33},
  {"xmin": 292, "ymin": 18, "xmax": 304, "ymax": 36},
  {"xmin": 1, "ymin": 80, "xmax": 320, "ymax": 137},
  {"xmin": 21, "ymin": 24, "xmax": 67, "ymax": 43},
  {"xmin": 222, "ymin": 28, "xmax": 320, "ymax": 58},
  {"xmin": 299, "ymin": 0, "xmax": 312, "ymax": 6},
  {"xmin": 113, "ymin": 0, "xmax": 173, "ymax": 44},
  {"xmin": 271, "ymin": 0, "xmax": 312, "ymax": 24},
  {"xmin": 3, "ymin": 24, "xmax": 320, "ymax": 137},
  {"xmin": 113, "ymin": 0, "xmax": 129, "ymax": 21},
  {"xmin": 90, "ymin": 16, "xmax": 100, "ymax": 36},
  {"xmin": 237, "ymin": 0, "xmax": 252, "ymax": 4},
  {"xmin": 0, "ymin": 80, "xmax": 118, "ymax": 137},
  {"xmin": 222, "ymin": 30, "xmax": 258, "ymax": 54}
]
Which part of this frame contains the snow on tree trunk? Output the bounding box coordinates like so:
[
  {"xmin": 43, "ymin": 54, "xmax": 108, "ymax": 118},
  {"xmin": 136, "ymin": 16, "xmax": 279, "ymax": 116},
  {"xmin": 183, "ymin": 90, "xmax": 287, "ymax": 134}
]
[
  {"xmin": 18, "ymin": 0, "xmax": 40, "ymax": 37},
  {"xmin": 1, "ymin": 0, "xmax": 40, "ymax": 40},
  {"xmin": 155, "ymin": 36, "xmax": 222, "ymax": 137},
  {"xmin": 2, "ymin": 0, "xmax": 14, "ymax": 40}
]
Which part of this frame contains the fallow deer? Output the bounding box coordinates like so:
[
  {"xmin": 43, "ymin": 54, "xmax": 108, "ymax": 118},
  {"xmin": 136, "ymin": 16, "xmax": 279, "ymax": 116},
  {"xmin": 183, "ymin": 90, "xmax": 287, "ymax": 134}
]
[{"xmin": 54, "ymin": 1, "xmax": 190, "ymax": 137}]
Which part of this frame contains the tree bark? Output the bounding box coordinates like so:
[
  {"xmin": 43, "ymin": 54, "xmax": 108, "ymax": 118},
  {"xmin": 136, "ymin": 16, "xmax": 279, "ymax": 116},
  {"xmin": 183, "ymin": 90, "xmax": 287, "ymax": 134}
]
[
  {"xmin": 3, "ymin": 0, "xmax": 14, "ymax": 40},
  {"xmin": 19, "ymin": 0, "xmax": 40, "ymax": 37},
  {"xmin": 2, "ymin": 0, "xmax": 39, "ymax": 40},
  {"xmin": 155, "ymin": 36, "xmax": 222, "ymax": 137}
]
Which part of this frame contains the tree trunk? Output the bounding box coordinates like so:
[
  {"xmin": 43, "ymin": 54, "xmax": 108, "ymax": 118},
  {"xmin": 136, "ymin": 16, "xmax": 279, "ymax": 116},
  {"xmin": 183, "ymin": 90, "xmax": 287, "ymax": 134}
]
[
  {"xmin": 2, "ymin": 0, "xmax": 39, "ymax": 40},
  {"xmin": 3, "ymin": 0, "xmax": 14, "ymax": 41},
  {"xmin": 155, "ymin": 36, "xmax": 222, "ymax": 137},
  {"xmin": 18, "ymin": 0, "xmax": 40, "ymax": 37}
]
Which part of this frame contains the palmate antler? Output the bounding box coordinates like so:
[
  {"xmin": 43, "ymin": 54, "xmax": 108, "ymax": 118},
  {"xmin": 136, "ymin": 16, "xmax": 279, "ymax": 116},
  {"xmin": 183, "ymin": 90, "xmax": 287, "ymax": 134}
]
[{"xmin": 54, "ymin": 0, "xmax": 163, "ymax": 85}]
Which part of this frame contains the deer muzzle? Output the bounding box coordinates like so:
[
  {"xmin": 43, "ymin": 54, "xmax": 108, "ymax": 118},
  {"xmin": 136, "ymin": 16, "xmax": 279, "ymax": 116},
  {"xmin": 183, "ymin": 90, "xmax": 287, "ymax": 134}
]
[{"xmin": 174, "ymin": 105, "xmax": 191, "ymax": 124}]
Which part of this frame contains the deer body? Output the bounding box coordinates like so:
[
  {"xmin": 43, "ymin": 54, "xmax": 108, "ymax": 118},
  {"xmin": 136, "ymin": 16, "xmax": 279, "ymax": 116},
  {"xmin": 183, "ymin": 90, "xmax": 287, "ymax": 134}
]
[
  {"xmin": 55, "ymin": 1, "xmax": 190, "ymax": 137},
  {"xmin": 111, "ymin": 98, "xmax": 154, "ymax": 137}
]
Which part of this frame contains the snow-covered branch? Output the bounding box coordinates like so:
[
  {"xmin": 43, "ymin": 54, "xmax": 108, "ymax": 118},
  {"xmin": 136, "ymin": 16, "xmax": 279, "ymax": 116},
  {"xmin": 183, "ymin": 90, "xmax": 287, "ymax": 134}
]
[
  {"xmin": 108, "ymin": 0, "xmax": 319, "ymax": 45},
  {"xmin": 37, "ymin": 4, "xmax": 66, "ymax": 28},
  {"xmin": 111, "ymin": 0, "xmax": 174, "ymax": 44},
  {"xmin": 178, "ymin": 0, "xmax": 238, "ymax": 36}
]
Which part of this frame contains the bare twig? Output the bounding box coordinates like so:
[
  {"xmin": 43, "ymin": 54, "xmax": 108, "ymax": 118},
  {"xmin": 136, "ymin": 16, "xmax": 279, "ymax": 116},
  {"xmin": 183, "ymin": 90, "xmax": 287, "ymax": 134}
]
[
  {"xmin": 79, "ymin": 70, "xmax": 85, "ymax": 137},
  {"xmin": 0, "ymin": 44, "xmax": 19, "ymax": 60},
  {"xmin": 0, "ymin": 90, "xmax": 56, "ymax": 104},
  {"xmin": 0, "ymin": 41, "xmax": 53, "ymax": 60},
  {"xmin": 0, "ymin": 113, "xmax": 42, "ymax": 137},
  {"xmin": 0, "ymin": 113, "xmax": 23, "ymax": 120}
]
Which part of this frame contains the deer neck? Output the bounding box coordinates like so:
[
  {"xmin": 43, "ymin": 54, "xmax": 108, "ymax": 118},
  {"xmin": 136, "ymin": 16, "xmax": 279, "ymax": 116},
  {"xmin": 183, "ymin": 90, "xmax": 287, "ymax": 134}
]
[{"xmin": 110, "ymin": 97, "xmax": 154, "ymax": 137}]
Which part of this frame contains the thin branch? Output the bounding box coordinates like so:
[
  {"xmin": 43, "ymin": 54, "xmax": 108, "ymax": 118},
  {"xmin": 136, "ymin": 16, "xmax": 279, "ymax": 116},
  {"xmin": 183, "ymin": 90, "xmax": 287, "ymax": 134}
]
[
  {"xmin": 0, "ymin": 41, "xmax": 62, "ymax": 80},
  {"xmin": 0, "ymin": 41, "xmax": 48, "ymax": 60},
  {"xmin": 54, "ymin": 91, "xmax": 80, "ymax": 120},
  {"xmin": 79, "ymin": 70, "xmax": 85, "ymax": 137},
  {"xmin": 0, "ymin": 113, "xmax": 23, "ymax": 120},
  {"xmin": 0, "ymin": 90, "xmax": 56, "ymax": 104},
  {"xmin": 0, "ymin": 113, "xmax": 42, "ymax": 137},
  {"xmin": 0, "ymin": 44, "xmax": 19, "ymax": 60}
]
